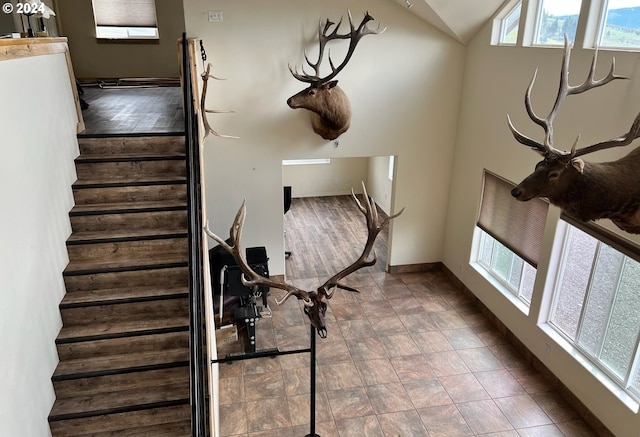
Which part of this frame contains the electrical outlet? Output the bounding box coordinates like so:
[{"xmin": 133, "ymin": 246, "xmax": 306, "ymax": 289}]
[
  {"xmin": 543, "ymin": 342, "xmax": 551, "ymax": 358},
  {"xmin": 208, "ymin": 10, "xmax": 223, "ymax": 22}
]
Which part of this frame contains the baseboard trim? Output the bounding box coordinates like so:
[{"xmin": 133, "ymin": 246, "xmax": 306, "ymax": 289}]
[
  {"xmin": 440, "ymin": 265, "xmax": 614, "ymax": 437},
  {"xmin": 387, "ymin": 262, "xmax": 442, "ymax": 274}
]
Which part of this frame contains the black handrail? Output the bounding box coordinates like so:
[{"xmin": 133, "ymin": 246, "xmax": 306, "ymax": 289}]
[{"xmin": 181, "ymin": 33, "xmax": 208, "ymax": 437}]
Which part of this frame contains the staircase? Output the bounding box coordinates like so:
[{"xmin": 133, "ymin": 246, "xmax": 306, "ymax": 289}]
[{"xmin": 48, "ymin": 135, "xmax": 196, "ymax": 436}]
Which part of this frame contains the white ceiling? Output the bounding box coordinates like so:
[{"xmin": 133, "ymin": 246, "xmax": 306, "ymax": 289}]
[{"xmin": 391, "ymin": 0, "xmax": 508, "ymax": 44}]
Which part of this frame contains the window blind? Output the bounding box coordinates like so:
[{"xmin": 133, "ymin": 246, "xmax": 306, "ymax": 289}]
[
  {"xmin": 477, "ymin": 170, "xmax": 549, "ymax": 267},
  {"xmin": 92, "ymin": 0, "xmax": 157, "ymax": 28}
]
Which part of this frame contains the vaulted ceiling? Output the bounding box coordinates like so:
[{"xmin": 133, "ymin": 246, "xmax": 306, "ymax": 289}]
[{"xmin": 391, "ymin": 0, "xmax": 507, "ymax": 44}]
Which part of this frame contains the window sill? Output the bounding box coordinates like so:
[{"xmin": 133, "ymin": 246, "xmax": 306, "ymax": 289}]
[
  {"xmin": 539, "ymin": 323, "xmax": 640, "ymax": 413},
  {"xmin": 96, "ymin": 38, "xmax": 160, "ymax": 44},
  {"xmin": 470, "ymin": 262, "xmax": 530, "ymax": 316}
]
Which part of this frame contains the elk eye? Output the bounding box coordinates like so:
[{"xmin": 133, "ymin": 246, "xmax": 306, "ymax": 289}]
[
  {"xmin": 308, "ymin": 89, "xmax": 317, "ymax": 96},
  {"xmin": 548, "ymin": 171, "xmax": 560, "ymax": 180}
]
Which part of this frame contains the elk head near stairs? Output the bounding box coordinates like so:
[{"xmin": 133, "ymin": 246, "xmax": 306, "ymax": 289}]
[
  {"xmin": 204, "ymin": 183, "xmax": 403, "ymax": 338},
  {"xmin": 287, "ymin": 11, "xmax": 385, "ymax": 141},
  {"xmin": 508, "ymin": 36, "xmax": 640, "ymax": 234}
]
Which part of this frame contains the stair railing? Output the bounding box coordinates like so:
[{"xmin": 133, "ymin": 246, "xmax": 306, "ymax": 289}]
[{"xmin": 180, "ymin": 33, "xmax": 209, "ymax": 437}]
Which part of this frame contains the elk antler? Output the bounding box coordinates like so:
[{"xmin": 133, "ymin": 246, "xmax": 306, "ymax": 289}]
[
  {"xmin": 200, "ymin": 63, "xmax": 239, "ymax": 140},
  {"xmin": 288, "ymin": 10, "xmax": 386, "ymax": 86},
  {"xmin": 314, "ymin": 182, "xmax": 405, "ymax": 299},
  {"xmin": 204, "ymin": 201, "xmax": 313, "ymax": 306},
  {"xmin": 204, "ymin": 183, "xmax": 403, "ymax": 338},
  {"xmin": 507, "ymin": 35, "xmax": 637, "ymax": 160}
]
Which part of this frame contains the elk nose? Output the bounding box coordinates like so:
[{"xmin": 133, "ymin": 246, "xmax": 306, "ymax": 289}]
[{"xmin": 511, "ymin": 187, "xmax": 522, "ymax": 199}]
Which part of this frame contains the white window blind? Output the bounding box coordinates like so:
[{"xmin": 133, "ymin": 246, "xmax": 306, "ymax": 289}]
[
  {"xmin": 92, "ymin": 0, "xmax": 157, "ymax": 28},
  {"xmin": 477, "ymin": 171, "xmax": 549, "ymax": 267}
]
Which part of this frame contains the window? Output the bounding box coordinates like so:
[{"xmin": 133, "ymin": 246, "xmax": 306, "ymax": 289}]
[
  {"xmin": 92, "ymin": 0, "xmax": 158, "ymax": 40},
  {"xmin": 598, "ymin": 0, "xmax": 640, "ymax": 49},
  {"xmin": 534, "ymin": 0, "xmax": 582, "ymax": 45},
  {"xmin": 478, "ymin": 230, "xmax": 536, "ymax": 303},
  {"xmin": 549, "ymin": 218, "xmax": 640, "ymax": 401},
  {"xmin": 388, "ymin": 156, "xmax": 395, "ymax": 181},
  {"xmin": 282, "ymin": 159, "xmax": 330, "ymax": 166},
  {"xmin": 500, "ymin": 1, "xmax": 522, "ymax": 44},
  {"xmin": 473, "ymin": 171, "xmax": 548, "ymax": 307}
]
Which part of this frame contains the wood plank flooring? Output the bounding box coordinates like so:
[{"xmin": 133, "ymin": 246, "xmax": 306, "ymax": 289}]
[
  {"xmin": 80, "ymin": 86, "xmax": 184, "ymax": 135},
  {"xmin": 215, "ymin": 195, "xmax": 604, "ymax": 437},
  {"xmin": 283, "ymin": 195, "xmax": 388, "ymax": 280}
]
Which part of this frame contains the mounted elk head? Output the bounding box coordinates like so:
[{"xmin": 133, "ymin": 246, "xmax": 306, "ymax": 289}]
[
  {"xmin": 287, "ymin": 11, "xmax": 385, "ymax": 141},
  {"xmin": 508, "ymin": 36, "xmax": 640, "ymax": 234},
  {"xmin": 204, "ymin": 183, "xmax": 403, "ymax": 338}
]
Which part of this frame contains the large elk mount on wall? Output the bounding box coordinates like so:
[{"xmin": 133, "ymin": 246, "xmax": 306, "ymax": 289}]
[
  {"xmin": 287, "ymin": 11, "xmax": 386, "ymax": 141},
  {"xmin": 204, "ymin": 183, "xmax": 403, "ymax": 338},
  {"xmin": 508, "ymin": 36, "xmax": 640, "ymax": 234}
]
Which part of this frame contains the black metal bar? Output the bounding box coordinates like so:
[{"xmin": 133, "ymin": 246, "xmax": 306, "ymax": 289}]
[
  {"xmin": 182, "ymin": 33, "xmax": 207, "ymax": 437},
  {"xmin": 306, "ymin": 325, "xmax": 320, "ymax": 437},
  {"xmin": 211, "ymin": 347, "xmax": 311, "ymax": 364}
]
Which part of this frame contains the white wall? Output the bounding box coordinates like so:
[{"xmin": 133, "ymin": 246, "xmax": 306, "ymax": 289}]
[
  {"xmin": 443, "ymin": 22, "xmax": 640, "ymax": 436},
  {"xmin": 184, "ymin": 0, "xmax": 465, "ymax": 276},
  {"xmin": 282, "ymin": 157, "xmax": 368, "ymax": 198},
  {"xmin": 367, "ymin": 155, "xmax": 394, "ymax": 215},
  {"xmin": 0, "ymin": 53, "xmax": 79, "ymax": 437}
]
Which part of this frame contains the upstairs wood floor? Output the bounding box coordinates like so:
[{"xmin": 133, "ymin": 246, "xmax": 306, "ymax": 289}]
[{"xmin": 80, "ymin": 85, "xmax": 184, "ymax": 135}]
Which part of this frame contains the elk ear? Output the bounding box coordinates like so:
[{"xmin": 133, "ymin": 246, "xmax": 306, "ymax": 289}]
[
  {"xmin": 571, "ymin": 158, "xmax": 585, "ymax": 173},
  {"xmin": 325, "ymin": 80, "xmax": 339, "ymax": 90}
]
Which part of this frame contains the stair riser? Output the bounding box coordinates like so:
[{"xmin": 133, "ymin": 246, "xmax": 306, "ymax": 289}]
[
  {"xmin": 78, "ymin": 137, "xmax": 185, "ymax": 155},
  {"xmin": 56, "ymin": 331, "xmax": 189, "ymax": 361},
  {"xmin": 64, "ymin": 267, "xmax": 188, "ymax": 293},
  {"xmin": 60, "ymin": 298, "xmax": 189, "ymax": 327},
  {"xmin": 73, "ymin": 184, "xmax": 187, "ymax": 206},
  {"xmin": 54, "ymin": 367, "xmax": 189, "ymax": 399},
  {"xmin": 75, "ymin": 160, "xmax": 186, "ymax": 182},
  {"xmin": 67, "ymin": 238, "xmax": 187, "ymax": 263},
  {"xmin": 71, "ymin": 211, "xmax": 187, "ymax": 233},
  {"xmin": 49, "ymin": 405, "xmax": 191, "ymax": 437}
]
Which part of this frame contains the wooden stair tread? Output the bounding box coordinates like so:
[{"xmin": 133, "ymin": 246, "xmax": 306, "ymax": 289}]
[
  {"xmin": 49, "ymin": 381, "xmax": 189, "ymax": 419},
  {"xmin": 49, "ymin": 405, "xmax": 191, "ymax": 437},
  {"xmin": 71, "ymin": 200, "xmax": 186, "ymax": 214},
  {"xmin": 53, "ymin": 349, "xmax": 189, "ymax": 380},
  {"xmin": 57, "ymin": 317, "xmax": 189, "ymax": 342},
  {"xmin": 67, "ymin": 228, "xmax": 187, "ymax": 244},
  {"xmin": 76, "ymin": 152, "xmax": 185, "ymax": 162},
  {"xmin": 61, "ymin": 420, "xmax": 191, "ymax": 437},
  {"xmin": 61, "ymin": 284, "xmax": 188, "ymax": 306},
  {"xmin": 64, "ymin": 255, "xmax": 188, "ymax": 275},
  {"xmin": 73, "ymin": 175, "xmax": 186, "ymax": 186}
]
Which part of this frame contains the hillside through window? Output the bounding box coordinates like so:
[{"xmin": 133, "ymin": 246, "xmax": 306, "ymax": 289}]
[
  {"xmin": 534, "ymin": 0, "xmax": 582, "ymax": 45},
  {"xmin": 599, "ymin": 0, "xmax": 640, "ymax": 48}
]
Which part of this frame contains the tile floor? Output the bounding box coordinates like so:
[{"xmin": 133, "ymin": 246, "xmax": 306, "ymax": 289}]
[{"xmin": 216, "ymin": 269, "xmax": 600, "ymax": 437}]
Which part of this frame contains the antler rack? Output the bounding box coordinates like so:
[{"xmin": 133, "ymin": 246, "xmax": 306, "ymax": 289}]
[
  {"xmin": 200, "ymin": 63, "xmax": 239, "ymax": 140},
  {"xmin": 507, "ymin": 35, "xmax": 640, "ymax": 161},
  {"xmin": 204, "ymin": 182, "xmax": 403, "ymax": 338},
  {"xmin": 288, "ymin": 10, "xmax": 386, "ymax": 86}
]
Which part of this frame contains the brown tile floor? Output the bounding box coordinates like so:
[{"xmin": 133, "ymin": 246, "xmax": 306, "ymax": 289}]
[{"xmin": 216, "ymin": 269, "xmax": 599, "ymax": 437}]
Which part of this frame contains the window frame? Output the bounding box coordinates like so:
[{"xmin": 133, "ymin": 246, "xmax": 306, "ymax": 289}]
[
  {"xmin": 595, "ymin": 0, "xmax": 640, "ymax": 50},
  {"xmin": 92, "ymin": 0, "xmax": 159, "ymax": 41},
  {"xmin": 546, "ymin": 216, "xmax": 640, "ymax": 404},
  {"xmin": 492, "ymin": 0, "xmax": 640, "ymax": 52}
]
